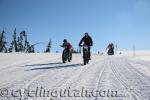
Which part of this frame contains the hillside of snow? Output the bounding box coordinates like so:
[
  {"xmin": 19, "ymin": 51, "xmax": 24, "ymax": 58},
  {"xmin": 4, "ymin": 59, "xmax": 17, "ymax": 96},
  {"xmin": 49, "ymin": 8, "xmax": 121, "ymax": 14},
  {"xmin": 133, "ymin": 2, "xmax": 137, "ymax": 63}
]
[{"xmin": 0, "ymin": 52, "xmax": 150, "ymax": 100}]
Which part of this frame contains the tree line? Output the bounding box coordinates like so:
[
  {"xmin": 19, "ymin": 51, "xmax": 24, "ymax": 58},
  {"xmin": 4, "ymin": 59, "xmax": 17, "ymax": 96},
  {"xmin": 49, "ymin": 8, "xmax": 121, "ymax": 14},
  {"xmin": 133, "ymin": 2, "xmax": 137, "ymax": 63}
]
[{"xmin": 0, "ymin": 29, "xmax": 51, "ymax": 53}]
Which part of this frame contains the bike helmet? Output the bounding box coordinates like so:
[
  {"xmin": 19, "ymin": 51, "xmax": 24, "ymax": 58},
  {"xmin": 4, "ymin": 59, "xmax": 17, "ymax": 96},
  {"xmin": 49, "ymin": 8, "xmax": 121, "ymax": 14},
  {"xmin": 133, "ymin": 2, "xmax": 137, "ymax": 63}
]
[
  {"xmin": 63, "ymin": 39, "xmax": 67, "ymax": 43},
  {"xmin": 110, "ymin": 43, "xmax": 113, "ymax": 45},
  {"xmin": 85, "ymin": 32, "xmax": 89, "ymax": 37}
]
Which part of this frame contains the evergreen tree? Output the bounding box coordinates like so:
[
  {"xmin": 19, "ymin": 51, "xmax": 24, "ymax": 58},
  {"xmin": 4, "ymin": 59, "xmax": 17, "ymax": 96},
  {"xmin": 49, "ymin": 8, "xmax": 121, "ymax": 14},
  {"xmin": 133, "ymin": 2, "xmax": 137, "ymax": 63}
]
[
  {"xmin": 22, "ymin": 30, "xmax": 28, "ymax": 52},
  {"xmin": 0, "ymin": 30, "xmax": 7, "ymax": 52},
  {"xmin": 21, "ymin": 30, "xmax": 31, "ymax": 53},
  {"xmin": 10, "ymin": 28, "xmax": 18, "ymax": 52},
  {"xmin": 17, "ymin": 31, "xmax": 24, "ymax": 52},
  {"xmin": 28, "ymin": 45, "xmax": 34, "ymax": 53},
  {"xmin": 45, "ymin": 39, "xmax": 51, "ymax": 52}
]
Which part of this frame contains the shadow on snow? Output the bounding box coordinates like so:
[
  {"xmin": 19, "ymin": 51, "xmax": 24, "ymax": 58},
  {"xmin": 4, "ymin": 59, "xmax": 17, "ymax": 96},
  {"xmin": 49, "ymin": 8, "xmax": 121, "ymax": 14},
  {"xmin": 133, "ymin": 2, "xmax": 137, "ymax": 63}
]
[
  {"xmin": 26, "ymin": 62, "xmax": 63, "ymax": 67},
  {"xmin": 25, "ymin": 62, "xmax": 83, "ymax": 71}
]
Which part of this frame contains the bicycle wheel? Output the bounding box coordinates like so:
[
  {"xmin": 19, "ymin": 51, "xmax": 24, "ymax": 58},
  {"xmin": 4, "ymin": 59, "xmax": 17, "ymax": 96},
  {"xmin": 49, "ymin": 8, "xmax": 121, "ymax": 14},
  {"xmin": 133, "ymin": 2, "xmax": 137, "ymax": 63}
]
[
  {"xmin": 62, "ymin": 50, "xmax": 67, "ymax": 63},
  {"xmin": 68, "ymin": 52, "xmax": 72, "ymax": 62},
  {"xmin": 83, "ymin": 50, "xmax": 88, "ymax": 65}
]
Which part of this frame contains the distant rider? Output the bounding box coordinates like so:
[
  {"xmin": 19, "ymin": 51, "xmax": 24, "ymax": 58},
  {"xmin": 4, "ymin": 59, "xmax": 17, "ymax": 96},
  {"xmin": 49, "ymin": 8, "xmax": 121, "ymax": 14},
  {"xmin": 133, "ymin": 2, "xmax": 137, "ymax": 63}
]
[
  {"xmin": 106, "ymin": 43, "xmax": 114, "ymax": 55},
  {"xmin": 79, "ymin": 32, "xmax": 93, "ymax": 59},
  {"xmin": 61, "ymin": 39, "xmax": 72, "ymax": 59}
]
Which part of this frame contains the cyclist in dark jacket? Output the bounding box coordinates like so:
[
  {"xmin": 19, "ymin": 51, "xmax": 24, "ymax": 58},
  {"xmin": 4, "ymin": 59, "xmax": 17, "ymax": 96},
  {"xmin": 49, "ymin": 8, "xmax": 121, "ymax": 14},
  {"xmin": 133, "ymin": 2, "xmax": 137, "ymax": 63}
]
[
  {"xmin": 79, "ymin": 33, "xmax": 93, "ymax": 59},
  {"xmin": 106, "ymin": 43, "xmax": 114, "ymax": 55}
]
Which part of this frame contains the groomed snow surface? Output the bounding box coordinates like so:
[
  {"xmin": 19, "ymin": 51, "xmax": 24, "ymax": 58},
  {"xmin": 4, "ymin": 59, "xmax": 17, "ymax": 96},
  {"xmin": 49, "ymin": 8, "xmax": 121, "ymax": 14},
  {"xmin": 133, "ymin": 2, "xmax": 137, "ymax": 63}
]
[{"xmin": 0, "ymin": 52, "xmax": 150, "ymax": 100}]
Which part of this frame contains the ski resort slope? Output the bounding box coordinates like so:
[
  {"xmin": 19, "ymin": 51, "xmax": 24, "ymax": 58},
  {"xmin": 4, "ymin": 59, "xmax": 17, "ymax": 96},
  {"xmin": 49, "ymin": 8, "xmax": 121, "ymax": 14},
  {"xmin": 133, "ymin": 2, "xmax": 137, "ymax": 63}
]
[{"xmin": 0, "ymin": 53, "xmax": 150, "ymax": 100}]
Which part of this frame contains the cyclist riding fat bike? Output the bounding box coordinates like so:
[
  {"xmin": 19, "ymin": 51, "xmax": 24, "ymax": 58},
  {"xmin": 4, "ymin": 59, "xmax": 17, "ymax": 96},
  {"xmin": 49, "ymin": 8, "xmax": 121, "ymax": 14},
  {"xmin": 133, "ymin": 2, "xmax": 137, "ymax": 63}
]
[
  {"xmin": 79, "ymin": 32, "xmax": 93, "ymax": 59},
  {"xmin": 106, "ymin": 43, "xmax": 114, "ymax": 55},
  {"xmin": 61, "ymin": 39, "xmax": 72, "ymax": 57}
]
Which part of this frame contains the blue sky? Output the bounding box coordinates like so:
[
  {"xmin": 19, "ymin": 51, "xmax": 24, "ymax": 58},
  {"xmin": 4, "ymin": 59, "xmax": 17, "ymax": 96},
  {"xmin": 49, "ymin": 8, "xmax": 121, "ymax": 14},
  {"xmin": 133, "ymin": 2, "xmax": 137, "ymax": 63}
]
[{"xmin": 0, "ymin": 0, "xmax": 150, "ymax": 52}]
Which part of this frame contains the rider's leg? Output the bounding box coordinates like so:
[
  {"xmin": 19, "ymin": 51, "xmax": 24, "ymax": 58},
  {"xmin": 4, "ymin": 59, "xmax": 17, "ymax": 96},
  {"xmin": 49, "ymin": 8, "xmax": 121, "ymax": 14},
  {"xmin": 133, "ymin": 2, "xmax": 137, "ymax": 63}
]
[
  {"xmin": 83, "ymin": 47, "xmax": 85, "ymax": 58},
  {"xmin": 62, "ymin": 49, "xmax": 66, "ymax": 63},
  {"xmin": 63, "ymin": 49, "xmax": 66, "ymax": 55},
  {"xmin": 67, "ymin": 49, "xmax": 71, "ymax": 62},
  {"xmin": 70, "ymin": 49, "xmax": 72, "ymax": 60},
  {"xmin": 88, "ymin": 47, "xmax": 91, "ymax": 60}
]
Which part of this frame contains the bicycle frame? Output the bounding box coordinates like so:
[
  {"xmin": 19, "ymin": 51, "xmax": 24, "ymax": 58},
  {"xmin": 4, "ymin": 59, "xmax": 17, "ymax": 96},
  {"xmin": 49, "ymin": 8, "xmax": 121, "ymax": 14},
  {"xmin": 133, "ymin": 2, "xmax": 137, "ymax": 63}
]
[
  {"xmin": 62, "ymin": 48, "xmax": 72, "ymax": 63},
  {"xmin": 80, "ymin": 45, "xmax": 90, "ymax": 65}
]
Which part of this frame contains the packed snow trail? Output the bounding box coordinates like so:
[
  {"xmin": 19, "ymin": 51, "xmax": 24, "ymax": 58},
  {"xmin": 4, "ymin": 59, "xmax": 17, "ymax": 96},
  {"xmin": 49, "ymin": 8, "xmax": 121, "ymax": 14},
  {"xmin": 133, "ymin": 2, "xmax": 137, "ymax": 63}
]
[{"xmin": 0, "ymin": 53, "xmax": 150, "ymax": 100}]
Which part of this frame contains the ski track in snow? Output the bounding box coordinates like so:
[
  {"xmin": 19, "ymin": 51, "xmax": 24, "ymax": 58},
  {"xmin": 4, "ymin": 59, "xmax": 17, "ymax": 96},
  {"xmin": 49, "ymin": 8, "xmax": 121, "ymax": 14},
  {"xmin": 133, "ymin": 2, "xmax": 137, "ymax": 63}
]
[
  {"xmin": 111, "ymin": 57, "xmax": 150, "ymax": 100},
  {"xmin": 0, "ymin": 54, "xmax": 150, "ymax": 100}
]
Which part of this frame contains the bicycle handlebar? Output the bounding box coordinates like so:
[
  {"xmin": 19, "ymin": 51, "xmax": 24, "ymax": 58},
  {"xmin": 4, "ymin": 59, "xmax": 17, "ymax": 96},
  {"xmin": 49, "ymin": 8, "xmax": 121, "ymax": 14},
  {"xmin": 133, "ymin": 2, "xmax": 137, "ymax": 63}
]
[{"xmin": 79, "ymin": 45, "xmax": 91, "ymax": 47}]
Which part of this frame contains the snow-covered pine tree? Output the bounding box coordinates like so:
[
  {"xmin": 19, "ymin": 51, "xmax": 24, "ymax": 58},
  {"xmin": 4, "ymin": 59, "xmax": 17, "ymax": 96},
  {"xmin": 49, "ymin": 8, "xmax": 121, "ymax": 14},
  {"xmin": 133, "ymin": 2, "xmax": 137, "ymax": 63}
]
[
  {"xmin": 9, "ymin": 28, "xmax": 18, "ymax": 52},
  {"xmin": 0, "ymin": 30, "xmax": 7, "ymax": 53},
  {"xmin": 17, "ymin": 31, "xmax": 24, "ymax": 52},
  {"xmin": 45, "ymin": 39, "xmax": 51, "ymax": 52},
  {"xmin": 21, "ymin": 30, "xmax": 31, "ymax": 53},
  {"xmin": 28, "ymin": 45, "xmax": 35, "ymax": 53}
]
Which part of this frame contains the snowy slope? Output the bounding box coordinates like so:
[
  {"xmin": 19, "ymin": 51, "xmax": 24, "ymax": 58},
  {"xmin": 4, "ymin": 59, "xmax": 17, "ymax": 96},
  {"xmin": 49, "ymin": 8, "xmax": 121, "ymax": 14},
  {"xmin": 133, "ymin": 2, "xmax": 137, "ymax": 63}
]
[{"xmin": 0, "ymin": 53, "xmax": 150, "ymax": 100}]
